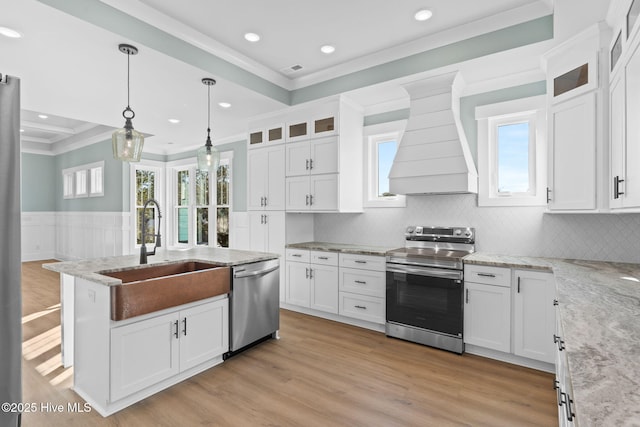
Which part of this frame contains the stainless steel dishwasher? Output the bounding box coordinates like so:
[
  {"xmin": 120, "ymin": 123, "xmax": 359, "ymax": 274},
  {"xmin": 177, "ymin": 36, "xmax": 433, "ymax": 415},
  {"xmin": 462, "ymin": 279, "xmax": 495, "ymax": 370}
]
[{"xmin": 227, "ymin": 258, "xmax": 280, "ymax": 358}]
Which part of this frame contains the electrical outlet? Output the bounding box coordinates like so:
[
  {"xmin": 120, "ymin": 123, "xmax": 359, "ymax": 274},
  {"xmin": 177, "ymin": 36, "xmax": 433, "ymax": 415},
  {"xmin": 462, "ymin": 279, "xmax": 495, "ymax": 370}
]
[{"xmin": 88, "ymin": 289, "xmax": 95, "ymax": 303}]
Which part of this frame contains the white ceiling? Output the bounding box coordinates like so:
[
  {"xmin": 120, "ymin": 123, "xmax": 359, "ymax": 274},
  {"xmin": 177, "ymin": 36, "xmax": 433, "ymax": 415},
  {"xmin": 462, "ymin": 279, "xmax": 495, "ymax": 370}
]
[{"xmin": 2, "ymin": 0, "xmax": 559, "ymax": 155}]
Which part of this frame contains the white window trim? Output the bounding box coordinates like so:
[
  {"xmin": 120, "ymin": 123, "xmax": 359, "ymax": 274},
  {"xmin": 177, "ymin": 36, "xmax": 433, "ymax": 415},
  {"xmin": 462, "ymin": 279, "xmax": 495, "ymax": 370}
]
[
  {"xmin": 62, "ymin": 161, "xmax": 104, "ymax": 199},
  {"xmin": 165, "ymin": 151, "xmax": 233, "ymax": 249},
  {"xmin": 476, "ymin": 95, "xmax": 547, "ymax": 207},
  {"xmin": 130, "ymin": 159, "xmax": 165, "ymax": 253},
  {"xmin": 363, "ymin": 120, "xmax": 407, "ymax": 208}
]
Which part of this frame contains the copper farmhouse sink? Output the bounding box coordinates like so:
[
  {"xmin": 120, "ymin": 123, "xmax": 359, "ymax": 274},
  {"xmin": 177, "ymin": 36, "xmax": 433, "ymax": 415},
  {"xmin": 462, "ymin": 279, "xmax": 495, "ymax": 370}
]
[{"xmin": 101, "ymin": 262, "xmax": 231, "ymax": 321}]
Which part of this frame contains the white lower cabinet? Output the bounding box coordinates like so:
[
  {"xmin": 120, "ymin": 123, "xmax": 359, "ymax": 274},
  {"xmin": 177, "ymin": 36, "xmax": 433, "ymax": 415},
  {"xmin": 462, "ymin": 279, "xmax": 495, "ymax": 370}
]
[
  {"xmin": 513, "ymin": 269, "xmax": 556, "ymax": 364},
  {"xmin": 464, "ymin": 264, "xmax": 556, "ymax": 366},
  {"xmin": 285, "ymin": 249, "xmax": 339, "ymax": 313},
  {"xmin": 110, "ymin": 298, "xmax": 228, "ymax": 402},
  {"xmin": 463, "ymin": 280, "xmax": 511, "ymax": 352},
  {"xmin": 285, "ymin": 249, "xmax": 385, "ymax": 326},
  {"xmin": 337, "ymin": 253, "xmax": 386, "ymax": 324},
  {"xmin": 554, "ymin": 306, "xmax": 576, "ymax": 426}
]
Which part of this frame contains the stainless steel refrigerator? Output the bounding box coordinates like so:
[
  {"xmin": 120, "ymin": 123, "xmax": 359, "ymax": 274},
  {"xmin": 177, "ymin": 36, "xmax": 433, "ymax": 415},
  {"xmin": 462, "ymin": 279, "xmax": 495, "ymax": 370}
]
[{"xmin": 0, "ymin": 73, "xmax": 22, "ymax": 427}]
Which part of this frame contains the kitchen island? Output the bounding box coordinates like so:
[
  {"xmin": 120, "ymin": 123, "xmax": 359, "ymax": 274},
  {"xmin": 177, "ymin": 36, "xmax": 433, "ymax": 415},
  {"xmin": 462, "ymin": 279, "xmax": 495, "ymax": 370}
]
[
  {"xmin": 44, "ymin": 247, "xmax": 279, "ymax": 417},
  {"xmin": 464, "ymin": 253, "xmax": 640, "ymax": 427}
]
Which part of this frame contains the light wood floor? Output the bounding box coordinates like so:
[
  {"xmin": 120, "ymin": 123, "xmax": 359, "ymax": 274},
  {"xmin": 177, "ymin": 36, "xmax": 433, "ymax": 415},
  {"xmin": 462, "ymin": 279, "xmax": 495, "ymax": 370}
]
[{"xmin": 21, "ymin": 260, "xmax": 557, "ymax": 426}]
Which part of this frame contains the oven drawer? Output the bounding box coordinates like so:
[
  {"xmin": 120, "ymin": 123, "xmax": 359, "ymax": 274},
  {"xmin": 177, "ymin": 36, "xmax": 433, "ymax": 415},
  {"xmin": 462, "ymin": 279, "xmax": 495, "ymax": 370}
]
[
  {"xmin": 339, "ymin": 253, "xmax": 385, "ymax": 271},
  {"xmin": 339, "ymin": 268, "xmax": 385, "ymax": 297},
  {"xmin": 311, "ymin": 250, "xmax": 338, "ymax": 266},
  {"xmin": 286, "ymin": 248, "xmax": 310, "ymax": 263},
  {"xmin": 339, "ymin": 292, "xmax": 385, "ymax": 324},
  {"xmin": 464, "ymin": 265, "xmax": 510, "ymax": 287}
]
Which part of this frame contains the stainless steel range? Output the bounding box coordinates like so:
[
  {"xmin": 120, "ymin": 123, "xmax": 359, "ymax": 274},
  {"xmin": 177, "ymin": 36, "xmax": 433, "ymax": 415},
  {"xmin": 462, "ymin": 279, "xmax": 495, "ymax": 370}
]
[{"xmin": 386, "ymin": 226, "xmax": 475, "ymax": 354}]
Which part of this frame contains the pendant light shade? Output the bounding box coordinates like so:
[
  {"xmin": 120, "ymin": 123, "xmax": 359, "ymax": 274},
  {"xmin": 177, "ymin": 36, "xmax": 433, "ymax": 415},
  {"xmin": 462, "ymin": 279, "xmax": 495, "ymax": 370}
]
[
  {"xmin": 112, "ymin": 44, "xmax": 144, "ymax": 162},
  {"xmin": 197, "ymin": 78, "xmax": 220, "ymax": 172}
]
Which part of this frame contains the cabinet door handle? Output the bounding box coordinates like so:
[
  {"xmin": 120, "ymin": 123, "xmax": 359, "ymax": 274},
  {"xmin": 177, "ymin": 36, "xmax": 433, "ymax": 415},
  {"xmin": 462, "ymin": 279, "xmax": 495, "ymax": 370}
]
[
  {"xmin": 263, "ymin": 214, "xmax": 268, "ymax": 224},
  {"xmin": 354, "ymin": 305, "xmax": 367, "ymax": 310},
  {"xmin": 546, "ymin": 187, "xmax": 552, "ymax": 203},
  {"xmin": 553, "ymin": 299, "xmax": 559, "ymax": 306},
  {"xmin": 305, "ymin": 194, "xmax": 310, "ymax": 206},
  {"xmin": 309, "ymin": 268, "xmax": 313, "ymax": 279},
  {"xmin": 354, "ymin": 260, "xmax": 367, "ymax": 264},
  {"xmin": 477, "ymin": 272, "xmax": 495, "ymax": 278},
  {"xmin": 614, "ymin": 176, "xmax": 625, "ymax": 199},
  {"xmin": 305, "ymin": 267, "xmax": 309, "ymax": 279},
  {"xmin": 554, "ymin": 379, "xmax": 562, "ymax": 406},
  {"xmin": 517, "ymin": 276, "xmax": 521, "ymax": 293},
  {"xmin": 554, "ymin": 334, "xmax": 565, "ymax": 351},
  {"xmin": 174, "ymin": 320, "xmax": 179, "ymax": 339},
  {"xmin": 564, "ymin": 392, "xmax": 575, "ymax": 422},
  {"xmin": 182, "ymin": 317, "xmax": 187, "ymax": 336},
  {"xmin": 292, "ymin": 254, "xmax": 302, "ymax": 257},
  {"xmin": 309, "ymin": 158, "xmax": 313, "ymax": 170},
  {"xmin": 466, "ymin": 288, "xmax": 469, "ymax": 303},
  {"xmin": 306, "ymin": 159, "xmax": 310, "ymax": 170},
  {"xmin": 318, "ymin": 256, "xmax": 329, "ymax": 260},
  {"xmin": 309, "ymin": 194, "xmax": 313, "ymax": 205},
  {"xmin": 354, "ymin": 280, "xmax": 367, "ymax": 285},
  {"xmin": 264, "ymin": 196, "xmax": 268, "ymax": 206}
]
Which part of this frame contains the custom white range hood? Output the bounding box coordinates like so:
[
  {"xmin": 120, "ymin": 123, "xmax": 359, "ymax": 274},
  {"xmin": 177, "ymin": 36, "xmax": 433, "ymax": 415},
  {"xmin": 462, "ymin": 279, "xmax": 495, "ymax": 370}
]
[{"xmin": 389, "ymin": 72, "xmax": 478, "ymax": 195}]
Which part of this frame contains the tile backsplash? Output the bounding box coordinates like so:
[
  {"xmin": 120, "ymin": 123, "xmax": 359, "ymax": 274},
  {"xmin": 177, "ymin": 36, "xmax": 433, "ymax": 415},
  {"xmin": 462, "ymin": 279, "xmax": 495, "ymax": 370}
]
[{"xmin": 314, "ymin": 194, "xmax": 640, "ymax": 263}]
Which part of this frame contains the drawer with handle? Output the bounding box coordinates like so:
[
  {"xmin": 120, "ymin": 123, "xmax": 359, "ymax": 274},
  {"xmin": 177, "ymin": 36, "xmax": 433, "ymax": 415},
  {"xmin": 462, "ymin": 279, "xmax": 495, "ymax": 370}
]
[
  {"xmin": 339, "ymin": 268, "xmax": 385, "ymax": 297},
  {"xmin": 338, "ymin": 253, "xmax": 385, "ymax": 271},
  {"xmin": 286, "ymin": 249, "xmax": 310, "ymax": 263},
  {"xmin": 338, "ymin": 292, "xmax": 385, "ymax": 324},
  {"xmin": 311, "ymin": 250, "xmax": 339, "ymax": 266},
  {"xmin": 464, "ymin": 265, "xmax": 510, "ymax": 287}
]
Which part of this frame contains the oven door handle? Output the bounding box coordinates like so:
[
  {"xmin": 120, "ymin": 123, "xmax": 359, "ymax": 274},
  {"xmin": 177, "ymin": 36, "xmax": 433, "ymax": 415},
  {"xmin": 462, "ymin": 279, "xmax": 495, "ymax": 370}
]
[{"xmin": 386, "ymin": 264, "xmax": 463, "ymax": 281}]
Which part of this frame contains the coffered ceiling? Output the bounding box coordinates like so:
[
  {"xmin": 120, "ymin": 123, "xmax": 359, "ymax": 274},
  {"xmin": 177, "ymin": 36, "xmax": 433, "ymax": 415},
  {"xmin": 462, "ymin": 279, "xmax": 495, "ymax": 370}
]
[{"xmin": 1, "ymin": 0, "xmax": 565, "ymax": 155}]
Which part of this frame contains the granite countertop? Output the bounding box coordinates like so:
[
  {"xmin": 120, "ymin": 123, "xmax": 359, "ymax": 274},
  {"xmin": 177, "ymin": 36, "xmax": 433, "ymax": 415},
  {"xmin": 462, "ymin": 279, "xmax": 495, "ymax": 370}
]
[
  {"xmin": 43, "ymin": 247, "xmax": 279, "ymax": 286},
  {"xmin": 286, "ymin": 241, "xmax": 393, "ymax": 256},
  {"xmin": 464, "ymin": 252, "xmax": 640, "ymax": 426}
]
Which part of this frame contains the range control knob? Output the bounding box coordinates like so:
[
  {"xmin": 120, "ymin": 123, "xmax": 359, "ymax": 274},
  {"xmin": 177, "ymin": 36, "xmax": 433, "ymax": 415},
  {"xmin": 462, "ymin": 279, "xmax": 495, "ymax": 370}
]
[
  {"xmin": 454, "ymin": 229, "xmax": 462, "ymax": 236},
  {"xmin": 464, "ymin": 229, "xmax": 472, "ymax": 237}
]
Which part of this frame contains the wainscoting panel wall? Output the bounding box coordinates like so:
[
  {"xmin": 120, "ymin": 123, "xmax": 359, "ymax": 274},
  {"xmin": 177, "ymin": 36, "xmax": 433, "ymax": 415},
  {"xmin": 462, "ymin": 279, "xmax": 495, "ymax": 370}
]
[
  {"xmin": 21, "ymin": 212, "xmax": 56, "ymax": 261},
  {"xmin": 54, "ymin": 212, "xmax": 131, "ymax": 261},
  {"xmin": 22, "ymin": 212, "xmax": 132, "ymax": 262}
]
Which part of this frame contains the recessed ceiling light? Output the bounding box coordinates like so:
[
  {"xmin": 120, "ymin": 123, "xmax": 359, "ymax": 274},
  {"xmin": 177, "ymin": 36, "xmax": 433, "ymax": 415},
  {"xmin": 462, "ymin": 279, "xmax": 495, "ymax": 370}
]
[
  {"xmin": 20, "ymin": 129, "xmax": 24, "ymax": 133},
  {"xmin": 0, "ymin": 27, "xmax": 21, "ymax": 38},
  {"xmin": 244, "ymin": 32, "xmax": 260, "ymax": 42},
  {"xmin": 38, "ymin": 114, "xmax": 48, "ymax": 119},
  {"xmin": 414, "ymin": 9, "xmax": 433, "ymax": 21},
  {"xmin": 168, "ymin": 118, "xmax": 180, "ymax": 124},
  {"xmin": 320, "ymin": 45, "xmax": 335, "ymax": 54},
  {"xmin": 218, "ymin": 102, "xmax": 231, "ymax": 109}
]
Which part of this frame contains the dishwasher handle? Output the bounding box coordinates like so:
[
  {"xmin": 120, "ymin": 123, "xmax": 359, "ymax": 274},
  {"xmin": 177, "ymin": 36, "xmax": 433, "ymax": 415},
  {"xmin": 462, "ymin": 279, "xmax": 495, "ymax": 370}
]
[{"xmin": 234, "ymin": 265, "xmax": 279, "ymax": 279}]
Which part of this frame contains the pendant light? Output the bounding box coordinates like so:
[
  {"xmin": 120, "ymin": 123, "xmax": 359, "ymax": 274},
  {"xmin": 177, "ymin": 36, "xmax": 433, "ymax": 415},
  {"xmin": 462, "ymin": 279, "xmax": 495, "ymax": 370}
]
[
  {"xmin": 112, "ymin": 44, "xmax": 144, "ymax": 162},
  {"xmin": 197, "ymin": 78, "xmax": 220, "ymax": 171}
]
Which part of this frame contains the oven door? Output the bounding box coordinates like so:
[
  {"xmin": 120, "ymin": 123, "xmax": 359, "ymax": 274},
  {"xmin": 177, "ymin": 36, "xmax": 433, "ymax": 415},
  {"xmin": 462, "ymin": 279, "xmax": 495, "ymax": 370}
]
[{"xmin": 386, "ymin": 263, "xmax": 463, "ymax": 337}]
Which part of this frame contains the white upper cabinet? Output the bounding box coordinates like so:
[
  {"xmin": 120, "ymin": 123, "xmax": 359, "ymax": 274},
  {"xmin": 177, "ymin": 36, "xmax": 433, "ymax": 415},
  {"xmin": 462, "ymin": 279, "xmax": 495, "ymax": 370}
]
[
  {"xmin": 543, "ymin": 23, "xmax": 610, "ymax": 212},
  {"xmin": 247, "ymin": 145, "xmax": 285, "ymax": 211},
  {"xmin": 548, "ymin": 93, "xmax": 597, "ymax": 210},
  {"xmin": 285, "ymin": 97, "xmax": 363, "ymax": 213},
  {"xmin": 609, "ymin": 13, "xmax": 640, "ymax": 210}
]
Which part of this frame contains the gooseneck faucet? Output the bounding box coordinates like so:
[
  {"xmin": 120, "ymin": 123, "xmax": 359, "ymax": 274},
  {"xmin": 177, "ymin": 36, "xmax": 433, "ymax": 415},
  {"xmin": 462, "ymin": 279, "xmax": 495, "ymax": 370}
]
[{"xmin": 140, "ymin": 198, "xmax": 162, "ymax": 264}]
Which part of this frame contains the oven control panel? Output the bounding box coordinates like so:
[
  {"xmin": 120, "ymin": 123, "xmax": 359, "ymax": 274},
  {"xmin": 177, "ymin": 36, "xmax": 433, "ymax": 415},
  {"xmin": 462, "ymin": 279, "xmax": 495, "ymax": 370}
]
[{"xmin": 405, "ymin": 226, "xmax": 475, "ymax": 243}]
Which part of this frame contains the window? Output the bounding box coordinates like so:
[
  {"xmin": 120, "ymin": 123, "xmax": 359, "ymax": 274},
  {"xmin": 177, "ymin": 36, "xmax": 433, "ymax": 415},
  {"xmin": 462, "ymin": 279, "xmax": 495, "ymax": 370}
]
[
  {"xmin": 363, "ymin": 121, "xmax": 406, "ymax": 208},
  {"xmin": 134, "ymin": 167, "xmax": 159, "ymax": 245},
  {"xmin": 169, "ymin": 154, "xmax": 232, "ymax": 248},
  {"xmin": 62, "ymin": 161, "xmax": 104, "ymax": 199},
  {"xmin": 476, "ymin": 96, "xmax": 546, "ymax": 206}
]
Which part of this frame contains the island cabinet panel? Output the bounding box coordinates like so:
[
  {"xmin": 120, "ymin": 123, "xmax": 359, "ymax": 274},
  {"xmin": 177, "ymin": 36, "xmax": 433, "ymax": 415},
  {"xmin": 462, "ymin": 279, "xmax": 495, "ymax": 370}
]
[
  {"xmin": 110, "ymin": 298, "xmax": 228, "ymax": 402},
  {"xmin": 111, "ymin": 312, "xmax": 180, "ymax": 402}
]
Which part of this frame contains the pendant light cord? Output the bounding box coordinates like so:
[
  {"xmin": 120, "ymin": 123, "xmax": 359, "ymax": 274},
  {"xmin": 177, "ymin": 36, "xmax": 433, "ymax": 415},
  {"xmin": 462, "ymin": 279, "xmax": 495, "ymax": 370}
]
[
  {"xmin": 207, "ymin": 83, "xmax": 211, "ymax": 135},
  {"xmin": 127, "ymin": 51, "xmax": 131, "ymax": 109}
]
